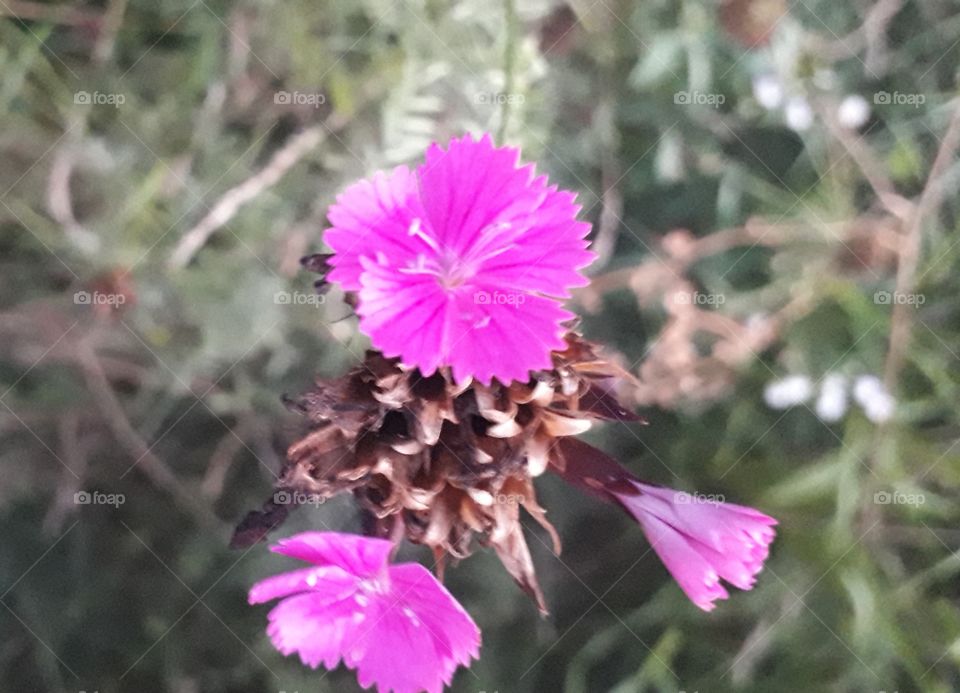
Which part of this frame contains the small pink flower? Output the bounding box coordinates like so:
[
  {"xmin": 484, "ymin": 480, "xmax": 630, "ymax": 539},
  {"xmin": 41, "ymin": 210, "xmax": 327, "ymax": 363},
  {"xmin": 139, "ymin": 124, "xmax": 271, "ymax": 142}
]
[
  {"xmin": 324, "ymin": 133, "xmax": 594, "ymax": 385},
  {"xmin": 552, "ymin": 439, "xmax": 777, "ymax": 611},
  {"xmin": 249, "ymin": 532, "xmax": 480, "ymax": 693},
  {"xmin": 614, "ymin": 483, "xmax": 777, "ymax": 611}
]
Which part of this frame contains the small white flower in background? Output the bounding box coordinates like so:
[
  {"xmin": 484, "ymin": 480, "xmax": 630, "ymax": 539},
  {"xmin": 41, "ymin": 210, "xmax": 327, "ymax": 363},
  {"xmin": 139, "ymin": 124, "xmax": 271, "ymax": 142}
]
[
  {"xmin": 784, "ymin": 96, "xmax": 814, "ymax": 131},
  {"xmin": 815, "ymin": 373, "xmax": 848, "ymax": 422},
  {"xmin": 853, "ymin": 375, "xmax": 896, "ymax": 423},
  {"xmin": 852, "ymin": 374, "xmax": 883, "ymax": 402},
  {"xmin": 863, "ymin": 396, "xmax": 895, "ymax": 423},
  {"xmin": 764, "ymin": 375, "xmax": 814, "ymax": 409},
  {"xmin": 837, "ymin": 95, "xmax": 870, "ymax": 129},
  {"xmin": 752, "ymin": 74, "xmax": 784, "ymax": 110},
  {"xmin": 765, "ymin": 372, "xmax": 895, "ymax": 423}
]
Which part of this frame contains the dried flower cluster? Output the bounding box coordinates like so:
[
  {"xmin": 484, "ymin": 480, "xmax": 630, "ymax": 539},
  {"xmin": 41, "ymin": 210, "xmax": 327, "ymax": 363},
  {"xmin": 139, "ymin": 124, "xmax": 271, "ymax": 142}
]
[{"xmin": 236, "ymin": 331, "xmax": 640, "ymax": 613}]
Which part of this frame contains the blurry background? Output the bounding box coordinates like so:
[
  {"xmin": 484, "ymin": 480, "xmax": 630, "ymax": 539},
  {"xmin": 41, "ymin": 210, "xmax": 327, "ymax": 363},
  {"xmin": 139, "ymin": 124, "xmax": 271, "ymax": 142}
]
[{"xmin": 2, "ymin": 0, "xmax": 960, "ymax": 691}]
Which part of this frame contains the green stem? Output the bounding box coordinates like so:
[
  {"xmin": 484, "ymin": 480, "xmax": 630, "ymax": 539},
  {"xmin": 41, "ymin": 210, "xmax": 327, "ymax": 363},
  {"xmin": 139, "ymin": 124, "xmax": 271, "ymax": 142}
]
[{"xmin": 497, "ymin": 0, "xmax": 517, "ymax": 143}]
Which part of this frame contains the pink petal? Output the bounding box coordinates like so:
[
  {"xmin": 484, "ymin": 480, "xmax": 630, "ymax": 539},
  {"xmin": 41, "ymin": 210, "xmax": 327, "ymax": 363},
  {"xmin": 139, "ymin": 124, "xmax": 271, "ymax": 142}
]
[
  {"xmin": 249, "ymin": 565, "xmax": 355, "ymax": 604},
  {"xmin": 352, "ymin": 565, "xmax": 481, "ymax": 693},
  {"xmin": 632, "ymin": 484, "xmax": 777, "ymax": 559},
  {"xmin": 417, "ymin": 133, "xmax": 541, "ymax": 255},
  {"xmin": 357, "ymin": 257, "xmax": 573, "ymax": 384},
  {"xmin": 473, "ymin": 180, "xmax": 595, "ymax": 297},
  {"xmin": 270, "ymin": 531, "xmax": 393, "ymax": 577},
  {"xmin": 387, "ymin": 564, "xmax": 481, "ymax": 668},
  {"xmin": 325, "ymin": 166, "xmax": 425, "ymax": 291},
  {"xmin": 631, "ymin": 512, "xmax": 730, "ymax": 611},
  {"xmin": 444, "ymin": 289, "xmax": 572, "ymax": 385},
  {"xmin": 355, "ymin": 258, "xmax": 454, "ymax": 378},
  {"xmin": 263, "ymin": 584, "xmax": 372, "ymax": 670},
  {"xmin": 357, "ymin": 255, "xmax": 573, "ymax": 384}
]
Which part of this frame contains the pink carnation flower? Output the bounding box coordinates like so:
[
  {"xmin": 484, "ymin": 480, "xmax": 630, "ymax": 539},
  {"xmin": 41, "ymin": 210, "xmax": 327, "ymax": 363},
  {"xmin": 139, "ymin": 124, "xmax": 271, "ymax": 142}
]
[
  {"xmin": 324, "ymin": 133, "xmax": 594, "ymax": 385},
  {"xmin": 614, "ymin": 483, "xmax": 777, "ymax": 611},
  {"xmin": 249, "ymin": 532, "xmax": 480, "ymax": 693},
  {"xmin": 553, "ymin": 438, "xmax": 777, "ymax": 611}
]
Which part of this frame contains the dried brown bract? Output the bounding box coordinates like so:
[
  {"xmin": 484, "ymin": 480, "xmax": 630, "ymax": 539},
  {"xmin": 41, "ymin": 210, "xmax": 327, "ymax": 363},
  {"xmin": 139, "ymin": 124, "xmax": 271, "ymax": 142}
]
[{"xmin": 233, "ymin": 333, "xmax": 643, "ymax": 612}]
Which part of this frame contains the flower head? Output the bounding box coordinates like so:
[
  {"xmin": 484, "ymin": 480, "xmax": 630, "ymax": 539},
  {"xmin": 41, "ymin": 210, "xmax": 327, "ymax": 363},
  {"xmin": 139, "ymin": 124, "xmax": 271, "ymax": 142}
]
[
  {"xmin": 249, "ymin": 532, "xmax": 480, "ymax": 693},
  {"xmin": 614, "ymin": 483, "xmax": 777, "ymax": 611},
  {"xmin": 553, "ymin": 438, "xmax": 777, "ymax": 611},
  {"xmin": 323, "ymin": 133, "xmax": 594, "ymax": 385}
]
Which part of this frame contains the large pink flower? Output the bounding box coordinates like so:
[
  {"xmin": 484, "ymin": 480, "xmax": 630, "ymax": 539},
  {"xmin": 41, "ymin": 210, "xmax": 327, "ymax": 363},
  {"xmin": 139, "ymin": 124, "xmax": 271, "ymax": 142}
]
[
  {"xmin": 553, "ymin": 438, "xmax": 777, "ymax": 611},
  {"xmin": 249, "ymin": 532, "xmax": 480, "ymax": 693},
  {"xmin": 324, "ymin": 133, "xmax": 594, "ymax": 385}
]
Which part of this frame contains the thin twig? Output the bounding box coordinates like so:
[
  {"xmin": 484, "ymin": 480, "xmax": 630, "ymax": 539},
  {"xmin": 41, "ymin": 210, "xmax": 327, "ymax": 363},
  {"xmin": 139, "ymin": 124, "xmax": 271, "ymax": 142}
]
[
  {"xmin": 496, "ymin": 0, "xmax": 518, "ymax": 143},
  {"xmin": 861, "ymin": 100, "xmax": 960, "ymax": 535},
  {"xmin": 41, "ymin": 412, "xmax": 89, "ymax": 535},
  {"xmin": 168, "ymin": 106, "xmax": 357, "ymax": 270},
  {"xmin": 46, "ymin": 144, "xmax": 92, "ymax": 246},
  {"xmin": 591, "ymin": 143, "xmax": 623, "ymax": 270},
  {"xmin": 44, "ymin": 0, "xmax": 127, "ymax": 249},
  {"xmin": 883, "ymin": 99, "xmax": 960, "ymax": 390},
  {"xmin": 201, "ymin": 418, "xmax": 254, "ymax": 500},
  {"xmin": 862, "ymin": 0, "xmax": 902, "ymax": 75},
  {"xmin": 92, "ymin": 0, "xmax": 128, "ymax": 65},
  {"xmin": 581, "ymin": 218, "xmax": 790, "ymax": 294},
  {"xmin": 817, "ymin": 102, "xmax": 913, "ymax": 221},
  {"xmin": 0, "ymin": 1, "xmax": 100, "ymax": 25}
]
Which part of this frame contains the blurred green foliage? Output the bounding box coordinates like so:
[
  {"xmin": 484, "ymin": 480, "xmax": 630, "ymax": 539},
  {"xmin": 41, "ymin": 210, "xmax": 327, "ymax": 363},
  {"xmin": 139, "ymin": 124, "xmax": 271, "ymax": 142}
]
[{"xmin": 2, "ymin": 1, "xmax": 960, "ymax": 692}]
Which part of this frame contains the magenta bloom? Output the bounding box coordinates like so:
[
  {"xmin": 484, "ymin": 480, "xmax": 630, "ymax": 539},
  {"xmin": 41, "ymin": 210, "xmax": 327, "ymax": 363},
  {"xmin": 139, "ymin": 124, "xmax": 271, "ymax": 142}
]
[
  {"xmin": 553, "ymin": 438, "xmax": 777, "ymax": 611},
  {"xmin": 324, "ymin": 133, "xmax": 594, "ymax": 385},
  {"xmin": 249, "ymin": 532, "xmax": 480, "ymax": 693},
  {"xmin": 614, "ymin": 483, "xmax": 777, "ymax": 611}
]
